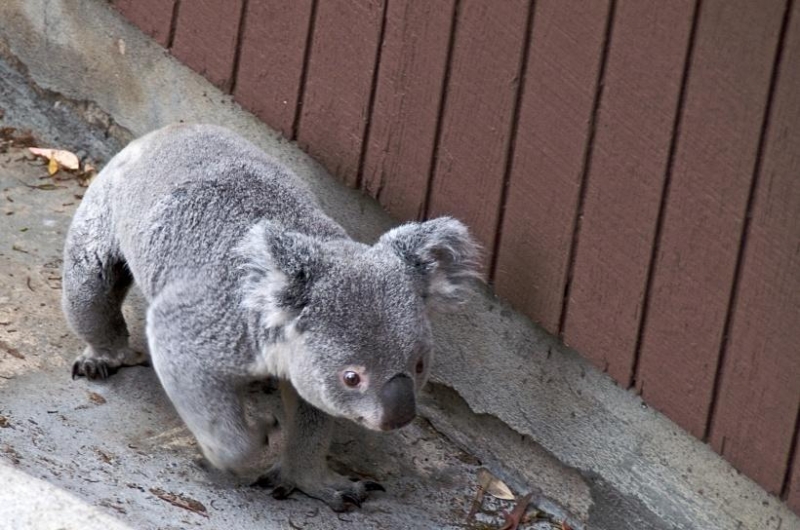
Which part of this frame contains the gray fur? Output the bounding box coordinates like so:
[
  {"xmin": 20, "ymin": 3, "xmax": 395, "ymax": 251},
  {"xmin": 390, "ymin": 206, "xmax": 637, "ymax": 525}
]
[{"xmin": 61, "ymin": 124, "xmax": 479, "ymax": 510}]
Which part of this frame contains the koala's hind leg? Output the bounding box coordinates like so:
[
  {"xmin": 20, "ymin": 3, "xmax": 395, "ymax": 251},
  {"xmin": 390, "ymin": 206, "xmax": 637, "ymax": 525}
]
[
  {"xmin": 254, "ymin": 382, "xmax": 385, "ymax": 511},
  {"xmin": 62, "ymin": 202, "xmax": 145, "ymax": 380}
]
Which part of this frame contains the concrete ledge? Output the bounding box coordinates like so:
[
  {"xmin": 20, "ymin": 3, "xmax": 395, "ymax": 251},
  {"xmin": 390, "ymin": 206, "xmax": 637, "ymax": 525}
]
[
  {"xmin": 0, "ymin": 463, "xmax": 133, "ymax": 530},
  {"xmin": 0, "ymin": 1, "xmax": 797, "ymax": 529}
]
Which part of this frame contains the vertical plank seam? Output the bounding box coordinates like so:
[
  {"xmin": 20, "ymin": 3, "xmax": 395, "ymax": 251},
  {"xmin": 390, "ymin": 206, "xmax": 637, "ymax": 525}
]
[
  {"xmin": 631, "ymin": 0, "xmax": 703, "ymax": 390},
  {"xmin": 488, "ymin": 0, "xmax": 536, "ymax": 285},
  {"xmin": 704, "ymin": 0, "xmax": 794, "ymax": 443},
  {"xmin": 228, "ymin": 0, "xmax": 249, "ymax": 94},
  {"xmin": 291, "ymin": 0, "xmax": 319, "ymax": 141},
  {"xmin": 167, "ymin": 0, "xmax": 182, "ymax": 49},
  {"xmin": 782, "ymin": 405, "xmax": 800, "ymax": 498},
  {"xmin": 421, "ymin": 0, "xmax": 461, "ymax": 221},
  {"xmin": 557, "ymin": 0, "xmax": 617, "ymax": 338},
  {"xmin": 356, "ymin": 0, "xmax": 391, "ymax": 190}
]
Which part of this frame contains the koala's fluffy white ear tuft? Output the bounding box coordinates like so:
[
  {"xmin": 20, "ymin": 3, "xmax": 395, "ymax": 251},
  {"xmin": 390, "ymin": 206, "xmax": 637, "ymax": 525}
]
[
  {"xmin": 237, "ymin": 221, "xmax": 321, "ymax": 327},
  {"xmin": 378, "ymin": 217, "xmax": 481, "ymax": 308}
]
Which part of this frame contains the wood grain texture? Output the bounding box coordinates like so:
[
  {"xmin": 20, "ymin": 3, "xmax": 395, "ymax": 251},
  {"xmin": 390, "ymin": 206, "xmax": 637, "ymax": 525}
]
[
  {"xmin": 296, "ymin": 0, "xmax": 384, "ymax": 186},
  {"xmin": 707, "ymin": 0, "xmax": 800, "ymax": 494},
  {"xmin": 112, "ymin": 0, "xmax": 176, "ymax": 47},
  {"xmin": 361, "ymin": 0, "xmax": 454, "ymax": 222},
  {"xmin": 233, "ymin": 0, "xmax": 313, "ymax": 138},
  {"xmin": 788, "ymin": 432, "xmax": 800, "ymax": 513},
  {"xmin": 426, "ymin": 0, "xmax": 530, "ymax": 270},
  {"xmin": 171, "ymin": 0, "xmax": 244, "ymax": 91},
  {"xmin": 492, "ymin": 0, "xmax": 610, "ymax": 333},
  {"xmin": 561, "ymin": 0, "xmax": 695, "ymax": 384},
  {"xmin": 635, "ymin": 0, "xmax": 786, "ymax": 438}
]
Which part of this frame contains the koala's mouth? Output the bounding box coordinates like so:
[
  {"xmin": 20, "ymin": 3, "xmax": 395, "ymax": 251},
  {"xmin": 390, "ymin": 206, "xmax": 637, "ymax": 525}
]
[{"xmin": 354, "ymin": 416, "xmax": 384, "ymax": 432}]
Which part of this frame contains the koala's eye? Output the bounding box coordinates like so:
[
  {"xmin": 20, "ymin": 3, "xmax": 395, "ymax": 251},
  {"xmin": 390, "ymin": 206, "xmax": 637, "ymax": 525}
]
[
  {"xmin": 415, "ymin": 358, "xmax": 425, "ymax": 375},
  {"xmin": 342, "ymin": 371, "xmax": 361, "ymax": 387}
]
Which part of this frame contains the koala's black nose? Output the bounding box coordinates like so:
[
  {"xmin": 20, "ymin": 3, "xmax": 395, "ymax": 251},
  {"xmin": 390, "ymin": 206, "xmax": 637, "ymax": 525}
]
[{"xmin": 379, "ymin": 374, "xmax": 416, "ymax": 430}]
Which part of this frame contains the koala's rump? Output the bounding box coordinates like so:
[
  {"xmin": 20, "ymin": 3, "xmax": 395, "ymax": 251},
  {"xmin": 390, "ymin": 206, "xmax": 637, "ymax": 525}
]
[{"xmin": 87, "ymin": 124, "xmax": 342, "ymax": 301}]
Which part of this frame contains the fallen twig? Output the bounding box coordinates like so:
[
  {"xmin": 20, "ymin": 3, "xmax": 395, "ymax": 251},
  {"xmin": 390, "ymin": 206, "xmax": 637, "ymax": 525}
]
[{"xmin": 150, "ymin": 487, "xmax": 208, "ymax": 518}]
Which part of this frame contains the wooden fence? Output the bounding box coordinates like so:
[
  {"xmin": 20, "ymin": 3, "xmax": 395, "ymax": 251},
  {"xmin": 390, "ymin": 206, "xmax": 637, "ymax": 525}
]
[{"xmin": 112, "ymin": 0, "xmax": 800, "ymax": 513}]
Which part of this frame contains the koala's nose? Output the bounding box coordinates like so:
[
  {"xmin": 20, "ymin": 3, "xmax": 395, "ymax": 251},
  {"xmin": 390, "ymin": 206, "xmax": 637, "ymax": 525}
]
[{"xmin": 379, "ymin": 374, "xmax": 416, "ymax": 430}]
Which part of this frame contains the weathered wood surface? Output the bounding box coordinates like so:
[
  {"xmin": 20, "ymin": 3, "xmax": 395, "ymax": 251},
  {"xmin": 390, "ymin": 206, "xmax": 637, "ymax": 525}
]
[
  {"xmin": 426, "ymin": 0, "xmax": 531, "ymax": 271},
  {"xmin": 171, "ymin": 0, "xmax": 244, "ymax": 91},
  {"xmin": 493, "ymin": 0, "xmax": 611, "ymax": 335},
  {"xmin": 635, "ymin": 0, "xmax": 786, "ymax": 439},
  {"xmin": 361, "ymin": 0, "xmax": 455, "ymax": 222},
  {"xmin": 233, "ymin": 0, "xmax": 314, "ymax": 138},
  {"xmin": 562, "ymin": 0, "xmax": 696, "ymax": 385},
  {"xmin": 296, "ymin": 0, "xmax": 385, "ymax": 186},
  {"xmin": 707, "ymin": 0, "xmax": 800, "ymax": 495}
]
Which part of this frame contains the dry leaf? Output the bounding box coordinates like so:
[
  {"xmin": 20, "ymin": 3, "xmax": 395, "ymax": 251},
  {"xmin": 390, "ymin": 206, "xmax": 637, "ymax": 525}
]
[
  {"xmin": 28, "ymin": 148, "xmax": 80, "ymax": 171},
  {"xmin": 24, "ymin": 183, "xmax": 61, "ymax": 190},
  {"xmin": 47, "ymin": 157, "xmax": 59, "ymax": 175},
  {"xmin": 0, "ymin": 340, "xmax": 24, "ymax": 359},
  {"xmin": 150, "ymin": 487, "xmax": 208, "ymax": 518},
  {"xmin": 477, "ymin": 468, "xmax": 515, "ymax": 500},
  {"xmin": 88, "ymin": 392, "xmax": 107, "ymax": 405}
]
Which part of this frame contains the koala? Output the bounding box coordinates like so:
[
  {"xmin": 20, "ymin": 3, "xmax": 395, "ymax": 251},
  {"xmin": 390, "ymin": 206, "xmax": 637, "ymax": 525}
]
[{"xmin": 61, "ymin": 124, "xmax": 479, "ymax": 511}]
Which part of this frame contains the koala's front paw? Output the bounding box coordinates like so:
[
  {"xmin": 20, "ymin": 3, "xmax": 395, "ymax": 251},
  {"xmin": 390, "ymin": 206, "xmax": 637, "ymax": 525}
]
[{"xmin": 253, "ymin": 463, "xmax": 385, "ymax": 512}]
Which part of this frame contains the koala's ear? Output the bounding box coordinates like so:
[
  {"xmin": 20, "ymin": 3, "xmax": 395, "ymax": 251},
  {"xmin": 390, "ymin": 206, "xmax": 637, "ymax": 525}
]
[
  {"xmin": 237, "ymin": 221, "xmax": 322, "ymax": 327},
  {"xmin": 378, "ymin": 217, "xmax": 480, "ymax": 308}
]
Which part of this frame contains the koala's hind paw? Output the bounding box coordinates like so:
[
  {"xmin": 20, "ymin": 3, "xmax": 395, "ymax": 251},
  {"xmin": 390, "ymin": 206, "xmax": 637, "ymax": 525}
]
[
  {"xmin": 71, "ymin": 347, "xmax": 148, "ymax": 381},
  {"xmin": 72, "ymin": 357, "xmax": 117, "ymax": 380},
  {"xmin": 253, "ymin": 465, "xmax": 385, "ymax": 512}
]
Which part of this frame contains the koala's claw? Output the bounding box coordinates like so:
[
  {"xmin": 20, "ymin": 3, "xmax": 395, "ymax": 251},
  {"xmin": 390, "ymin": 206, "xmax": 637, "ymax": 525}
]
[
  {"xmin": 341, "ymin": 492, "xmax": 362, "ymax": 509},
  {"xmin": 270, "ymin": 485, "xmax": 295, "ymax": 500},
  {"xmin": 71, "ymin": 358, "xmax": 116, "ymax": 380},
  {"xmin": 362, "ymin": 480, "xmax": 386, "ymax": 492}
]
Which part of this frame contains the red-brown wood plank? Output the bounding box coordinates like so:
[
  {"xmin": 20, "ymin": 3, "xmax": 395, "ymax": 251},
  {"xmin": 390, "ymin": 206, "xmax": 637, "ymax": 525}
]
[
  {"xmin": 426, "ymin": 0, "xmax": 530, "ymax": 271},
  {"xmin": 361, "ymin": 0, "xmax": 454, "ymax": 222},
  {"xmin": 296, "ymin": 0, "xmax": 385, "ymax": 187},
  {"xmin": 635, "ymin": 0, "xmax": 786, "ymax": 438},
  {"xmin": 788, "ymin": 433, "xmax": 800, "ymax": 514},
  {"xmin": 493, "ymin": 0, "xmax": 610, "ymax": 334},
  {"xmin": 112, "ymin": 0, "xmax": 176, "ymax": 47},
  {"xmin": 560, "ymin": 1, "xmax": 696, "ymax": 385},
  {"xmin": 171, "ymin": 0, "xmax": 243, "ymax": 91},
  {"xmin": 233, "ymin": 1, "xmax": 313, "ymax": 138},
  {"xmin": 707, "ymin": 0, "xmax": 800, "ymax": 494}
]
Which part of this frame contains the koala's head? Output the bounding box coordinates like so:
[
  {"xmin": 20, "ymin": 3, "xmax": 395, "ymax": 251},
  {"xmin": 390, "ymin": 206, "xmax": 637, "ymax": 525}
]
[{"xmin": 239, "ymin": 217, "xmax": 479, "ymax": 431}]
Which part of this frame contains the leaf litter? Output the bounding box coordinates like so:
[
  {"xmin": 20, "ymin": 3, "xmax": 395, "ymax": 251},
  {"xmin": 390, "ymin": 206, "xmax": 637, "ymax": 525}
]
[
  {"xmin": 0, "ymin": 127, "xmax": 37, "ymax": 151},
  {"xmin": 150, "ymin": 487, "xmax": 209, "ymax": 518},
  {"xmin": 27, "ymin": 146, "xmax": 97, "ymax": 186},
  {"xmin": 466, "ymin": 468, "xmax": 572, "ymax": 529}
]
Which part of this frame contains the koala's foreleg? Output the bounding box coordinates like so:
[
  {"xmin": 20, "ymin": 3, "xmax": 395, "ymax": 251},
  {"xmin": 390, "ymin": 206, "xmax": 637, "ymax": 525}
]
[
  {"xmin": 62, "ymin": 200, "xmax": 146, "ymax": 380},
  {"xmin": 254, "ymin": 381, "xmax": 384, "ymax": 511}
]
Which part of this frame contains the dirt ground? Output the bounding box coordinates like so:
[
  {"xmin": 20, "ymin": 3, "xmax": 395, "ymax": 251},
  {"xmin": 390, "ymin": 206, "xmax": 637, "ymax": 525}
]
[{"xmin": 0, "ymin": 56, "xmax": 567, "ymax": 530}]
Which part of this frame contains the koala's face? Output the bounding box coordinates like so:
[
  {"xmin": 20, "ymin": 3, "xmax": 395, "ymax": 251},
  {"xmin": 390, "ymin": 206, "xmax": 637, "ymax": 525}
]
[
  {"xmin": 288, "ymin": 251, "xmax": 433, "ymax": 431},
  {"xmin": 241, "ymin": 216, "xmax": 479, "ymax": 431}
]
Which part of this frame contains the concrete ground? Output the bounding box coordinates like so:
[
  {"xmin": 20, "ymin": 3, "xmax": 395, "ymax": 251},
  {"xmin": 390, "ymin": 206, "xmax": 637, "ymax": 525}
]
[
  {"xmin": 0, "ymin": 54, "xmax": 571, "ymax": 529},
  {"xmin": 1, "ymin": 1, "xmax": 799, "ymax": 529}
]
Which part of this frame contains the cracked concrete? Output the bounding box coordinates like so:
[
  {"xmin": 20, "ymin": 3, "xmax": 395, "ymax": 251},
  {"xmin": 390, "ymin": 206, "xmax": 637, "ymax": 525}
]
[{"xmin": 0, "ymin": 1, "xmax": 798, "ymax": 529}]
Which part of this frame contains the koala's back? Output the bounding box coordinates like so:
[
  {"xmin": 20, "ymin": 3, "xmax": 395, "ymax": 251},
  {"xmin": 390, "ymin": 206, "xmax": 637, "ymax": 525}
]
[{"xmin": 85, "ymin": 124, "xmax": 345, "ymax": 300}]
